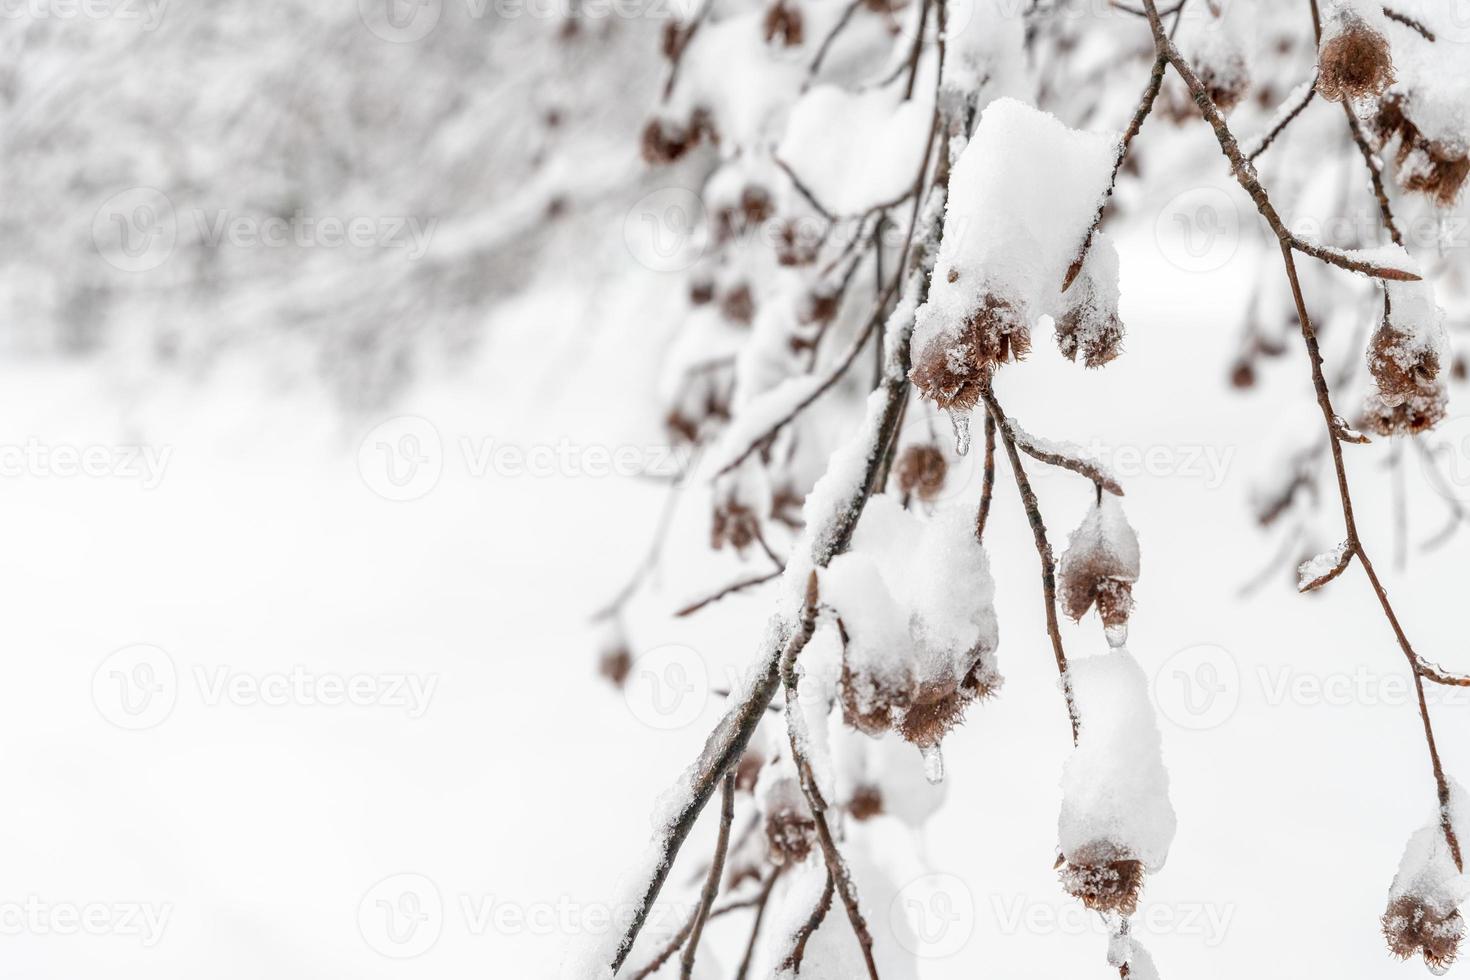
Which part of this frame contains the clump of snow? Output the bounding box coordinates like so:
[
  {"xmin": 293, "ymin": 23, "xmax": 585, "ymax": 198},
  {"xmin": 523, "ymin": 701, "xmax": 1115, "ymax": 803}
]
[
  {"xmin": 821, "ymin": 494, "xmax": 1000, "ymax": 747},
  {"xmin": 1387, "ymin": 783, "xmax": 1470, "ymax": 917},
  {"xmin": 1296, "ymin": 540, "xmax": 1349, "ymax": 591},
  {"xmin": 1058, "ymin": 647, "xmax": 1176, "ymax": 873},
  {"xmin": 909, "ymin": 97, "xmax": 1119, "ymax": 404},
  {"xmin": 941, "ymin": 0, "xmax": 1027, "ymax": 106},
  {"xmin": 778, "ymin": 74, "xmax": 934, "ymax": 215}
]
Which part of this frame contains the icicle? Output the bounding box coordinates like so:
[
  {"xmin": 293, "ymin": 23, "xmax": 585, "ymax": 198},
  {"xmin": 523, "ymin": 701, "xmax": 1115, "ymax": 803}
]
[
  {"xmin": 920, "ymin": 742, "xmax": 945, "ymax": 784},
  {"xmin": 948, "ymin": 410, "xmax": 971, "ymax": 456},
  {"xmin": 1104, "ymin": 621, "xmax": 1129, "ymax": 648},
  {"xmin": 1429, "ymin": 958, "xmax": 1451, "ymax": 978}
]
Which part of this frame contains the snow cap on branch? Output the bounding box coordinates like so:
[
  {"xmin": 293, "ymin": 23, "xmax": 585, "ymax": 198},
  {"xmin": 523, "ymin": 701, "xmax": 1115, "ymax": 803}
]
[
  {"xmin": 1058, "ymin": 647, "xmax": 1176, "ymax": 916},
  {"xmin": 822, "ymin": 495, "xmax": 1000, "ymax": 751},
  {"xmin": 909, "ymin": 98, "xmax": 1119, "ymax": 412}
]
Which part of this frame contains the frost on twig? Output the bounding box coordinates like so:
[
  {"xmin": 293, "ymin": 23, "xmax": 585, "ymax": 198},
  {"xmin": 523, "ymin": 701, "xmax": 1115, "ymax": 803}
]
[
  {"xmin": 1297, "ymin": 540, "xmax": 1352, "ymax": 592},
  {"xmin": 1010, "ymin": 420, "xmax": 1125, "ymax": 496}
]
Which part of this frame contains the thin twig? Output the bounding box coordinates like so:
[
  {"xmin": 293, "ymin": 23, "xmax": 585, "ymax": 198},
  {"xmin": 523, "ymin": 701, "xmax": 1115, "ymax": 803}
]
[
  {"xmin": 1141, "ymin": 0, "xmax": 1461, "ymax": 872},
  {"xmin": 781, "ymin": 574, "xmax": 881, "ymax": 979},
  {"xmin": 975, "ymin": 411, "xmax": 996, "ymax": 541},
  {"xmin": 780, "ymin": 872, "xmax": 836, "ymax": 974},
  {"xmin": 679, "ymin": 773, "xmax": 736, "ymax": 978},
  {"xmin": 978, "ymin": 376, "xmax": 1080, "ymax": 743},
  {"xmin": 732, "ymin": 868, "xmax": 782, "ymax": 980},
  {"xmin": 1138, "ymin": 5, "xmax": 1418, "ymax": 282},
  {"xmin": 1245, "ymin": 78, "xmax": 1317, "ymax": 163},
  {"xmin": 675, "ymin": 570, "xmax": 784, "ymax": 618},
  {"xmin": 1065, "ymin": 52, "xmax": 1168, "ymax": 291},
  {"xmin": 1382, "ymin": 6, "xmax": 1435, "ymax": 40}
]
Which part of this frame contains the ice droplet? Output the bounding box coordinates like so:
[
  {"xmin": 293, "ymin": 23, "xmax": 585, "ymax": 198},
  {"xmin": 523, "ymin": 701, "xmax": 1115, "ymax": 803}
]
[
  {"xmin": 1104, "ymin": 622, "xmax": 1129, "ymax": 648},
  {"xmin": 920, "ymin": 743, "xmax": 945, "ymax": 784},
  {"xmin": 948, "ymin": 411, "xmax": 971, "ymax": 457},
  {"xmin": 1428, "ymin": 954, "xmax": 1451, "ymax": 977}
]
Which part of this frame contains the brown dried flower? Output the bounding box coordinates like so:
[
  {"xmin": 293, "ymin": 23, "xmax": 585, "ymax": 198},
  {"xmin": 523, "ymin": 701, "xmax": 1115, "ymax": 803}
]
[
  {"xmin": 1383, "ymin": 894, "xmax": 1464, "ymax": 973},
  {"xmin": 712, "ymin": 499, "xmax": 760, "ymax": 552},
  {"xmin": 840, "ymin": 656, "xmax": 1000, "ymax": 749},
  {"xmin": 1376, "ymin": 95, "xmax": 1470, "ymax": 207},
  {"xmin": 720, "ymin": 282, "xmax": 756, "ymax": 325},
  {"xmin": 910, "ymin": 294, "xmax": 1030, "ymax": 411},
  {"xmin": 762, "ymin": 1, "xmax": 803, "ymax": 46},
  {"xmin": 1369, "ymin": 323, "xmax": 1440, "ymax": 403},
  {"xmin": 1058, "ymin": 498, "xmax": 1140, "ymax": 628},
  {"xmin": 1317, "ymin": 15, "xmax": 1395, "ymax": 102},
  {"xmin": 1361, "ymin": 382, "xmax": 1447, "ymax": 436},
  {"xmin": 640, "ymin": 117, "xmax": 689, "ymax": 165},
  {"xmin": 847, "ymin": 784, "xmax": 883, "ymax": 821},
  {"xmin": 1059, "ymin": 841, "xmax": 1146, "ymax": 915},
  {"xmin": 895, "ymin": 444, "xmax": 948, "ymax": 502}
]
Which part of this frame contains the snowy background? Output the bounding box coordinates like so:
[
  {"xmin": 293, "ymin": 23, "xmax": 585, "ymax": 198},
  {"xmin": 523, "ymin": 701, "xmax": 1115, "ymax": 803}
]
[{"xmin": 4, "ymin": 1, "xmax": 1470, "ymax": 978}]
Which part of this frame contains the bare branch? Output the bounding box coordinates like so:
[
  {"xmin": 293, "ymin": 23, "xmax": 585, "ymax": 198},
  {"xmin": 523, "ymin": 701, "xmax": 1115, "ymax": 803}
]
[{"xmin": 679, "ymin": 772, "xmax": 735, "ymax": 979}]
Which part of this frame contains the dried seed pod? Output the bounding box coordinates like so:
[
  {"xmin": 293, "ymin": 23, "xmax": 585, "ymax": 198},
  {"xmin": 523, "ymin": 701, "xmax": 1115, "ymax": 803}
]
[
  {"xmin": 1059, "ymin": 842, "xmax": 1146, "ymax": 916},
  {"xmin": 762, "ymin": 1, "xmax": 804, "ymax": 46},
  {"xmin": 640, "ymin": 117, "xmax": 690, "ymax": 165},
  {"xmin": 757, "ymin": 770, "xmax": 816, "ymax": 865},
  {"xmin": 910, "ymin": 293, "xmax": 1029, "ymax": 411},
  {"xmin": 1361, "ymin": 381, "xmax": 1447, "ymax": 436},
  {"xmin": 1058, "ymin": 496, "xmax": 1140, "ymax": 630},
  {"xmin": 1376, "ymin": 94, "xmax": 1470, "ymax": 207},
  {"xmin": 1317, "ymin": 6, "xmax": 1395, "ymax": 102},
  {"xmin": 895, "ymin": 444, "xmax": 948, "ymax": 502},
  {"xmin": 596, "ymin": 620, "xmax": 632, "ymax": 688},
  {"xmin": 719, "ymin": 282, "xmax": 756, "ymax": 325},
  {"xmin": 847, "ymin": 784, "xmax": 883, "ymax": 821},
  {"xmin": 711, "ymin": 499, "xmax": 760, "ymax": 552},
  {"xmin": 1383, "ymin": 895, "xmax": 1464, "ymax": 973},
  {"xmin": 1056, "ymin": 235, "xmax": 1124, "ymax": 369}
]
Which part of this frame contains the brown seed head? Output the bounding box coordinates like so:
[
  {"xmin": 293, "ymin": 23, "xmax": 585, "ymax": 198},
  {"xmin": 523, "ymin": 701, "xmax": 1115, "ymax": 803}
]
[
  {"xmin": 1383, "ymin": 894, "xmax": 1464, "ymax": 973},
  {"xmin": 895, "ymin": 444, "xmax": 948, "ymax": 502},
  {"xmin": 1317, "ymin": 17, "xmax": 1395, "ymax": 102}
]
